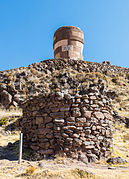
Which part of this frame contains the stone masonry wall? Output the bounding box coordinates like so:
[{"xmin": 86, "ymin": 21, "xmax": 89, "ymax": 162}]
[
  {"xmin": 21, "ymin": 87, "xmax": 113, "ymax": 163},
  {"xmin": 53, "ymin": 26, "xmax": 84, "ymax": 60}
]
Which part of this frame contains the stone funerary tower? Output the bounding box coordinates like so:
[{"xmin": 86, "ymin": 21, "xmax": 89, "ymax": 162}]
[
  {"xmin": 53, "ymin": 26, "xmax": 84, "ymax": 60},
  {"xmin": 21, "ymin": 26, "xmax": 113, "ymax": 163}
]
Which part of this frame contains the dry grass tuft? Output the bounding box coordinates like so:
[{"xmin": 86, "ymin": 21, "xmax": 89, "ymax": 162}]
[
  {"xmin": 26, "ymin": 166, "xmax": 35, "ymax": 175},
  {"xmin": 112, "ymin": 123, "xmax": 129, "ymax": 163},
  {"xmin": 0, "ymin": 108, "xmax": 22, "ymax": 118}
]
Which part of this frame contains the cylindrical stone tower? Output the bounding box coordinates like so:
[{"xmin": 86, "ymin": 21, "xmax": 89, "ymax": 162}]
[{"xmin": 53, "ymin": 26, "xmax": 84, "ymax": 60}]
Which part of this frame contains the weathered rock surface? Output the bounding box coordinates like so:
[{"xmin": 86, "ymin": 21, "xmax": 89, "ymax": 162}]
[
  {"xmin": 21, "ymin": 85, "xmax": 113, "ymax": 162},
  {"xmin": 0, "ymin": 58, "xmax": 129, "ymax": 112},
  {"xmin": 107, "ymin": 157, "xmax": 129, "ymax": 164}
]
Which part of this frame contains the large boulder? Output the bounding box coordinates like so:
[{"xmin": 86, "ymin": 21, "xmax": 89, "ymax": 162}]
[{"xmin": 0, "ymin": 90, "xmax": 12, "ymax": 107}]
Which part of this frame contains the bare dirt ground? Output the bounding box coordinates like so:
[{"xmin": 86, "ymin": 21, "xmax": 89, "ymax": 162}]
[
  {"xmin": 0, "ymin": 109, "xmax": 22, "ymax": 118},
  {"xmin": 0, "ymin": 110, "xmax": 129, "ymax": 179}
]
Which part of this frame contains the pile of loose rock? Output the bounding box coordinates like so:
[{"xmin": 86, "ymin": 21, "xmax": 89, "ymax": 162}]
[
  {"xmin": 0, "ymin": 58, "xmax": 129, "ymax": 109},
  {"xmin": 21, "ymin": 86, "xmax": 113, "ymax": 162}
]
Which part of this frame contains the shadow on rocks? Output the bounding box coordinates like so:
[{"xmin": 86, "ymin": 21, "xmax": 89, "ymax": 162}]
[
  {"xmin": 107, "ymin": 157, "xmax": 129, "ymax": 164},
  {"xmin": 0, "ymin": 140, "xmax": 19, "ymax": 161},
  {"xmin": 5, "ymin": 118, "xmax": 22, "ymax": 132}
]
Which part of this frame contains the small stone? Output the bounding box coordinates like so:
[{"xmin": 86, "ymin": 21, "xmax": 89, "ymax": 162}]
[
  {"xmin": 50, "ymin": 139, "xmax": 55, "ymax": 146},
  {"xmin": 83, "ymin": 99, "xmax": 89, "ymax": 103},
  {"xmin": 93, "ymin": 148, "xmax": 100, "ymax": 155},
  {"xmin": 50, "ymin": 107, "xmax": 59, "ymax": 112},
  {"xmin": 44, "ymin": 116, "xmax": 53, "ymax": 123},
  {"xmin": 39, "ymin": 142, "xmax": 50, "ymax": 149},
  {"xmin": 92, "ymin": 130, "xmax": 99, "ymax": 135},
  {"xmin": 75, "ymin": 127, "xmax": 83, "ymax": 131},
  {"xmin": 101, "ymin": 129, "xmax": 105, "ymax": 136},
  {"xmin": 56, "ymin": 91, "xmax": 64, "ymax": 98},
  {"xmin": 101, "ymin": 147, "xmax": 106, "ymax": 151},
  {"xmin": 83, "ymin": 141, "xmax": 91, "ymax": 146},
  {"xmin": 64, "ymin": 94, "xmax": 71, "ymax": 100},
  {"xmin": 67, "ymin": 121, "xmax": 75, "ymax": 125},
  {"xmin": 104, "ymin": 113, "xmax": 113, "ymax": 120},
  {"xmin": 84, "ymin": 145, "xmax": 95, "ymax": 149},
  {"xmin": 98, "ymin": 136, "xmax": 103, "ymax": 140},
  {"xmin": 107, "ymin": 157, "xmax": 128, "ymax": 164},
  {"xmin": 38, "ymin": 162, "xmax": 44, "ymax": 168},
  {"xmin": 78, "ymin": 152, "xmax": 88, "ymax": 164},
  {"xmin": 75, "ymin": 94, "xmax": 82, "ymax": 98},
  {"xmin": 46, "ymin": 123, "xmax": 53, "ymax": 128},
  {"xmin": 36, "ymin": 128, "xmax": 51, "ymax": 135},
  {"xmin": 85, "ymin": 129, "xmax": 91, "ymax": 135},
  {"xmin": 72, "ymin": 108, "xmax": 81, "ymax": 117},
  {"xmin": 73, "ymin": 139, "xmax": 82, "ymax": 146},
  {"xmin": 87, "ymin": 154, "xmax": 97, "ymax": 162},
  {"xmin": 92, "ymin": 126, "xmax": 96, "ymax": 130},
  {"xmin": 36, "ymin": 116, "xmax": 43, "ymax": 125},
  {"xmin": 67, "ymin": 117, "xmax": 75, "ymax": 122},
  {"xmin": 82, "ymin": 111, "xmax": 92, "ymax": 118},
  {"xmin": 102, "ymin": 124, "xmax": 108, "ymax": 127},
  {"xmin": 94, "ymin": 112, "xmax": 104, "ymax": 120},
  {"xmin": 54, "ymin": 119, "xmax": 65, "ymax": 123},
  {"xmin": 90, "ymin": 96, "xmax": 96, "ymax": 100},
  {"xmin": 65, "ymin": 138, "xmax": 73, "ymax": 142},
  {"xmin": 75, "ymin": 122, "xmax": 84, "ymax": 127},
  {"xmin": 108, "ymin": 167, "xmax": 116, "ymax": 170},
  {"xmin": 96, "ymin": 126, "xmax": 101, "ymax": 129},
  {"xmin": 50, "ymin": 112, "xmax": 64, "ymax": 119},
  {"xmin": 64, "ymin": 148, "xmax": 69, "ymax": 152},
  {"xmin": 65, "ymin": 129, "xmax": 73, "ymax": 134},
  {"xmin": 53, "ymin": 126, "xmax": 61, "ymax": 131},
  {"xmin": 64, "ymin": 111, "xmax": 70, "ymax": 117},
  {"xmin": 63, "ymin": 126, "xmax": 76, "ymax": 130},
  {"xmin": 82, "ymin": 94, "xmax": 88, "ymax": 99},
  {"xmin": 46, "ymin": 133, "xmax": 53, "ymax": 139},
  {"xmin": 72, "ymin": 133, "xmax": 80, "ymax": 138},
  {"xmin": 76, "ymin": 98, "xmax": 81, "ymax": 103},
  {"xmin": 97, "ymin": 101, "xmax": 104, "ymax": 106},
  {"xmin": 102, "ymin": 99, "xmax": 107, "ymax": 103},
  {"xmin": 38, "ymin": 138, "xmax": 48, "ymax": 142},
  {"xmin": 84, "ymin": 123, "xmax": 91, "ymax": 127},
  {"xmin": 91, "ymin": 104, "xmax": 99, "ymax": 108},
  {"xmin": 76, "ymin": 117, "xmax": 86, "ymax": 123},
  {"xmin": 88, "ymin": 93, "xmax": 95, "ymax": 96},
  {"xmin": 60, "ymin": 107, "xmax": 70, "ymax": 111},
  {"xmin": 39, "ymin": 149, "xmax": 54, "ymax": 155},
  {"xmin": 30, "ymin": 145, "xmax": 39, "ymax": 151},
  {"xmin": 72, "ymin": 104, "xmax": 79, "ymax": 107},
  {"xmin": 62, "ymin": 133, "xmax": 69, "ymax": 138},
  {"xmin": 42, "ymin": 113, "xmax": 47, "ymax": 117},
  {"xmin": 105, "ymin": 130, "xmax": 111, "ymax": 137}
]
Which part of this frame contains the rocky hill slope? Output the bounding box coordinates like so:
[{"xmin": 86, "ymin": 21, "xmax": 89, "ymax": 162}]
[{"xmin": 0, "ymin": 59, "xmax": 129, "ymax": 118}]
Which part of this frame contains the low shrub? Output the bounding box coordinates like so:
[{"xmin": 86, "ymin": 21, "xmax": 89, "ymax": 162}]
[
  {"xmin": 0, "ymin": 117, "xmax": 8, "ymax": 126},
  {"xmin": 126, "ymin": 73, "xmax": 129, "ymax": 80},
  {"xmin": 26, "ymin": 166, "xmax": 35, "ymax": 174}
]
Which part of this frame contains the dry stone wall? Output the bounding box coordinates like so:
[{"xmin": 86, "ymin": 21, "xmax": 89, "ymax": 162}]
[{"xmin": 21, "ymin": 86, "xmax": 113, "ymax": 162}]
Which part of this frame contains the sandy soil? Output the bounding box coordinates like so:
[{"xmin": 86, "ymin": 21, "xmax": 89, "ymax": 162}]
[
  {"xmin": 0, "ymin": 113, "xmax": 129, "ymax": 179},
  {"xmin": 0, "ymin": 109, "xmax": 22, "ymax": 118},
  {"xmin": 0, "ymin": 129, "xmax": 129, "ymax": 179}
]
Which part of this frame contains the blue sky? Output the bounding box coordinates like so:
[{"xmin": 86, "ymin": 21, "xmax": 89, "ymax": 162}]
[{"xmin": 0, "ymin": 0, "xmax": 129, "ymax": 71}]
